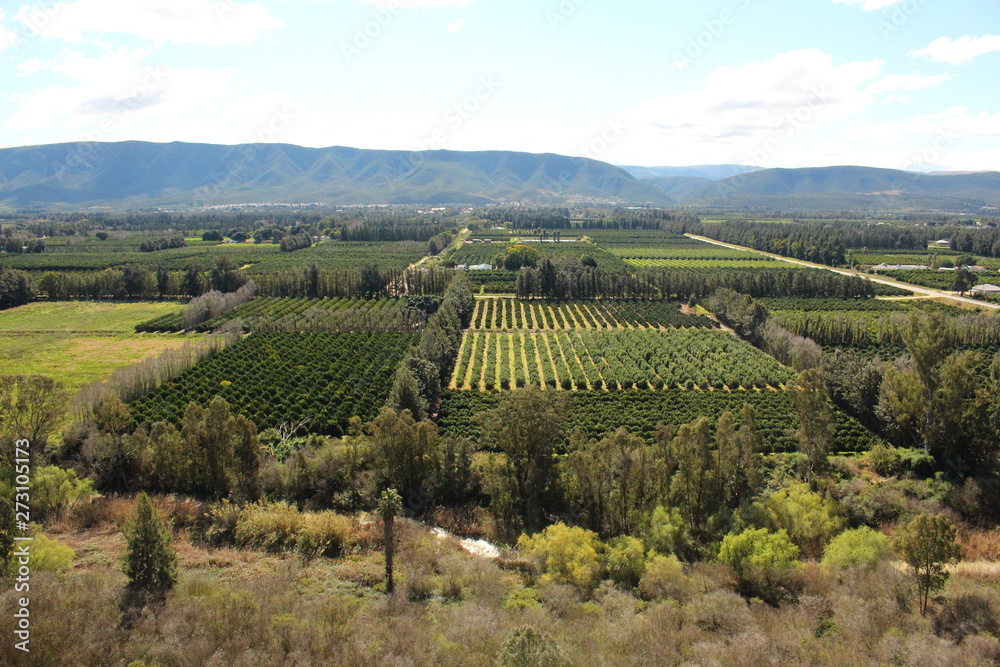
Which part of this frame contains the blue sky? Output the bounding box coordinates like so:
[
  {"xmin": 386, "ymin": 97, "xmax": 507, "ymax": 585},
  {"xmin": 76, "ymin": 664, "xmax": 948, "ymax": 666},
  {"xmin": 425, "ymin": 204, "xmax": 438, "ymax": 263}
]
[{"xmin": 1, "ymin": 0, "xmax": 998, "ymax": 170}]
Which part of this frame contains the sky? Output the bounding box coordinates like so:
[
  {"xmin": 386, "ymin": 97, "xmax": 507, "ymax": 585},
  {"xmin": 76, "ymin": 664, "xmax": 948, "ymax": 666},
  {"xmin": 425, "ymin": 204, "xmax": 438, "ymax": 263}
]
[{"xmin": 0, "ymin": 0, "xmax": 998, "ymax": 171}]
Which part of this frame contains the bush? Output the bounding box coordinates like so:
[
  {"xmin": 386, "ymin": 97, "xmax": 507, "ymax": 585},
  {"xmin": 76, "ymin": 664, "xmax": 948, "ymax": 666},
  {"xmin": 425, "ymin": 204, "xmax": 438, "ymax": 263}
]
[
  {"xmin": 605, "ymin": 535, "xmax": 646, "ymax": 589},
  {"xmin": 822, "ymin": 526, "xmax": 891, "ymax": 570},
  {"xmin": 718, "ymin": 527, "xmax": 801, "ymax": 604},
  {"xmin": 31, "ymin": 466, "xmax": 96, "ymax": 521},
  {"xmin": 933, "ymin": 593, "xmax": 999, "ymax": 643},
  {"xmin": 203, "ymin": 499, "xmax": 242, "ymax": 546},
  {"xmin": 645, "ymin": 506, "xmax": 694, "ymax": 561},
  {"xmin": 517, "ymin": 522, "xmax": 604, "ymax": 595},
  {"xmin": 504, "ymin": 587, "xmax": 543, "ymax": 611},
  {"xmin": 298, "ymin": 511, "xmax": 354, "ymax": 559},
  {"xmin": 495, "ymin": 625, "xmax": 571, "ymax": 667},
  {"xmin": 235, "ymin": 502, "xmax": 304, "ymax": 551},
  {"xmin": 867, "ymin": 444, "xmax": 903, "ymax": 477},
  {"xmin": 748, "ymin": 483, "xmax": 846, "ymax": 559},
  {"xmin": 688, "ymin": 590, "xmax": 753, "ymax": 633},
  {"xmin": 638, "ymin": 553, "xmax": 691, "ymax": 601},
  {"xmin": 29, "ymin": 532, "xmax": 75, "ymax": 573}
]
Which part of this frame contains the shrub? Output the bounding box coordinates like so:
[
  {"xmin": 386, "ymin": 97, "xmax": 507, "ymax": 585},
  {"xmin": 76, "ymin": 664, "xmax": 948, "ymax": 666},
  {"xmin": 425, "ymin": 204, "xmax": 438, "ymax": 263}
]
[
  {"xmin": 298, "ymin": 511, "xmax": 354, "ymax": 559},
  {"xmin": 203, "ymin": 499, "xmax": 242, "ymax": 546},
  {"xmin": 517, "ymin": 523, "xmax": 604, "ymax": 595},
  {"xmin": 933, "ymin": 593, "xmax": 999, "ymax": 643},
  {"xmin": 645, "ymin": 505, "xmax": 694, "ymax": 561},
  {"xmin": 638, "ymin": 553, "xmax": 691, "ymax": 601},
  {"xmin": 406, "ymin": 576, "xmax": 434, "ymax": 602},
  {"xmin": 822, "ymin": 526, "xmax": 891, "ymax": 570},
  {"xmin": 495, "ymin": 625, "xmax": 571, "ymax": 667},
  {"xmin": 718, "ymin": 527, "xmax": 801, "ymax": 604},
  {"xmin": 748, "ymin": 483, "xmax": 846, "ymax": 559},
  {"xmin": 605, "ymin": 535, "xmax": 646, "ymax": 589},
  {"xmin": 31, "ymin": 466, "xmax": 97, "ymax": 521},
  {"xmin": 867, "ymin": 444, "xmax": 903, "ymax": 477},
  {"xmin": 29, "ymin": 532, "xmax": 75, "ymax": 572},
  {"xmin": 234, "ymin": 502, "xmax": 304, "ymax": 552},
  {"xmin": 688, "ymin": 590, "xmax": 753, "ymax": 633},
  {"xmin": 504, "ymin": 587, "xmax": 543, "ymax": 611}
]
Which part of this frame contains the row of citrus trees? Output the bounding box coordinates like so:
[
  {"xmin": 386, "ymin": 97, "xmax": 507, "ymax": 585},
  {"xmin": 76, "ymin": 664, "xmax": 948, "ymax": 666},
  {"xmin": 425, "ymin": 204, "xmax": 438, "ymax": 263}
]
[
  {"xmin": 470, "ymin": 298, "xmax": 717, "ymax": 331},
  {"xmin": 128, "ymin": 331, "xmax": 419, "ymax": 436},
  {"xmin": 436, "ymin": 389, "xmax": 882, "ymax": 453},
  {"xmin": 136, "ymin": 296, "xmax": 419, "ymax": 333},
  {"xmin": 451, "ymin": 329, "xmax": 796, "ymax": 392}
]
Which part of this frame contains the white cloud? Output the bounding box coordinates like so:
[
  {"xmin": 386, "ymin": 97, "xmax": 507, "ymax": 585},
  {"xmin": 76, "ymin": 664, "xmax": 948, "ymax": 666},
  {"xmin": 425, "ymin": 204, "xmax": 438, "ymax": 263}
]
[
  {"xmin": 13, "ymin": 0, "xmax": 281, "ymax": 46},
  {"xmin": 831, "ymin": 0, "xmax": 905, "ymax": 10},
  {"xmin": 668, "ymin": 58, "xmax": 690, "ymax": 71},
  {"xmin": 866, "ymin": 72, "xmax": 949, "ymax": 94},
  {"xmin": 908, "ymin": 35, "xmax": 1000, "ymax": 65},
  {"xmin": 446, "ymin": 18, "xmax": 464, "ymax": 32},
  {"xmin": 360, "ymin": 0, "xmax": 474, "ymax": 7},
  {"xmin": 5, "ymin": 47, "xmax": 232, "ymax": 139},
  {"xmin": 0, "ymin": 10, "xmax": 20, "ymax": 50},
  {"xmin": 612, "ymin": 49, "xmax": 884, "ymax": 167}
]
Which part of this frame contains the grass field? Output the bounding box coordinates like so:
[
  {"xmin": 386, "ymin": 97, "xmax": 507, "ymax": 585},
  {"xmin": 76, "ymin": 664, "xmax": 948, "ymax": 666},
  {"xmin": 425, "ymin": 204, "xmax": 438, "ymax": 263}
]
[
  {"xmin": 0, "ymin": 301, "xmax": 192, "ymax": 391},
  {"xmin": 0, "ymin": 332, "xmax": 195, "ymax": 392},
  {"xmin": 0, "ymin": 301, "xmax": 183, "ymax": 332}
]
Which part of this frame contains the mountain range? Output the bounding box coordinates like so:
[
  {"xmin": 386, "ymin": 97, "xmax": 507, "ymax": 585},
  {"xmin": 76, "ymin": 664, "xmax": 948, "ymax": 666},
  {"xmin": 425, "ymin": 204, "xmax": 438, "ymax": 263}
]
[{"xmin": 0, "ymin": 141, "xmax": 996, "ymax": 213}]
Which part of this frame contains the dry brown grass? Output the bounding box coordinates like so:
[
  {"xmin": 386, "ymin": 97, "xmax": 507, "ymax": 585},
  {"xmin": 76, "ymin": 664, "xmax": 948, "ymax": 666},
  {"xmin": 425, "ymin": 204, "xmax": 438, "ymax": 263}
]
[{"xmin": 11, "ymin": 492, "xmax": 1000, "ymax": 666}]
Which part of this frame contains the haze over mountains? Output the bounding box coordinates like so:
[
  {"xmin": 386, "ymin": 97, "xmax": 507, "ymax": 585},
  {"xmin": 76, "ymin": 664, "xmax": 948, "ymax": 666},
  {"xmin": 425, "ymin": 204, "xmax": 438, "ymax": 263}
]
[{"xmin": 0, "ymin": 141, "xmax": 997, "ymax": 213}]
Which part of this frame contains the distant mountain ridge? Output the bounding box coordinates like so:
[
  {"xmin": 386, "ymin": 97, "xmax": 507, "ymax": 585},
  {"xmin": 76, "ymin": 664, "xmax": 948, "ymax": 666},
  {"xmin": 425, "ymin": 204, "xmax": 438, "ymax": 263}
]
[
  {"xmin": 679, "ymin": 166, "xmax": 1000, "ymax": 213},
  {"xmin": 0, "ymin": 142, "xmax": 996, "ymax": 212},
  {"xmin": 0, "ymin": 141, "xmax": 671, "ymax": 209}
]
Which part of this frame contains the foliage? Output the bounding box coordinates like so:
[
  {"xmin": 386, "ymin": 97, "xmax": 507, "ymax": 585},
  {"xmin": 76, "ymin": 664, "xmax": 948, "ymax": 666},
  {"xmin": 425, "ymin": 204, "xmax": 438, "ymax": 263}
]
[
  {"xmin": 31, "ymin": 466, "xmax": 96, "ymax": 521},
  {"xmin": 822, "ymin": 526, "xmax": 891, "ymax": 569},
  {"xmin": 747, "ymin": 484, "xmax": 846, "ymax": 559},
  {"xmin": 495, "ymin": 625, "xmax": 571, "ymax": 667},
  {"xmin": 0, "ymin": 374, "xmax": 69, "ymax": 453},
  {"xmin": 604, "ymin": 535, "xmax": 646, "ymax": 589},
  {"xmin": 517, "ymin": 523, "xmax": 605, "ymax": 594},
  {"xmin": 717, "ymin": 527, "xmax": 801, "ymax": 604},
  {"xmin": 894, "ymin": 513, "xmax": 961, "ymax": 616},
  {"xmin": 480, "ymin": 388, "xmax": 567, "ymax": 534},
  {"xmin": 29, "ymin": 532, "xmax": 75, "ymax": 573},
  {"xmin": 789, "ymin": 368, "xmax": 835, "ymax": 480},
  {"xmin": 638, "ymin": 553, "xmax": 690, "ymax": 601},
  {"xmin": 128, "ymin": 332, "xmax": 419, "ymax": 437},
  {"xmin": 122, "ymin": 492, "xmax": 178, "ymax": 597}
]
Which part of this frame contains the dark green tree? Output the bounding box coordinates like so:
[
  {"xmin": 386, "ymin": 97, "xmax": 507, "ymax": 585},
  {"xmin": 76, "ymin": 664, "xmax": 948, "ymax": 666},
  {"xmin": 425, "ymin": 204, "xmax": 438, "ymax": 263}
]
[
  {"xmin": 121, "ymin": 492, "xmax": 177, "ymax": 602},
  {"xmin": 895, "ymin": 514, "xmax": 961, "ymax": 616}
]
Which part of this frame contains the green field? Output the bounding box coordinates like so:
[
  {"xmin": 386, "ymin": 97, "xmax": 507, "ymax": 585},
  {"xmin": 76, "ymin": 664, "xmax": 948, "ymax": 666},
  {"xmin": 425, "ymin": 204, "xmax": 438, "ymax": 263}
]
[
  {"xmin": 0, "ymin": 301, "xmax": 192, "ymax": 391},
  {"xmin": 0, "ymin": 332, "xmax": 195, "ymax": 392},
  {"xmin": 0, "ymin": 300, "xmax": 182, "ymax": 332}
]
